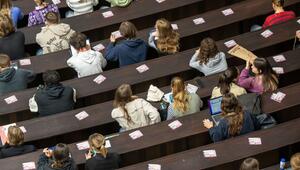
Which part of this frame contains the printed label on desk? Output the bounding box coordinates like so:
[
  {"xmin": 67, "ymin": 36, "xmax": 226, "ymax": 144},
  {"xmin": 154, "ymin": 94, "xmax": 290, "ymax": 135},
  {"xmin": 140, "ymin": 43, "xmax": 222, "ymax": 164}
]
[
  {"xmin": 171, "ymin": 24, "xmax": 179, "ymax": 30},
  {"xmin": 248, "ymin": 137, "xmax": 262, "ymax": 145},
  {"xmin": 19, "ymin": 59, "xmax": 31, "ymax": 66},
  {"xmin": 4, "ymin": 95, "xmax": 18, "ymax": 104},
  {"xmin": 222, "ymin": 8, "xmax": 234, "ymax": 16},
  {"xmin": 76, "ymin": 141, "xmax": 90, "ymax": 150},
  {"xmin": 168, "ymin": 120, "xmax": 182, "ymax": 130},
  {"xmin": 136, "ymin": 64, "xmax": 149, "ymax": 73},
  {"xmin": 193, "ymin": 17, "xmax": 205, "ymax": 25},
  {"xmin": 102, "ymin": 11, "xmax": 114, "ymax": 18},
  {"xmin": 129, "ymin": 130, "xmax": 143, "ymax": 140},
  {"xmin": 203, "ymin": 150, "xmax": 217, "ymax": 158},
  {"xmin": 273, "ymin": 55, "xmax": 286, "ymax": 63},
  {"xmin": 93, "ymin": 75, "xmax": 106, "ymax": 84},
  {"xmin": 148, "ymin": 164, "xmax": 161, "ymax": 170},
  {"xmin": 75, "ymin": 111, "xmax": 89, "ymax": 120},
  {"xmin": 261, "ymin": 29, "xmax": 273, "ymax": 38},
  {"xmin": 22, "ymin": 162, "xmax": 36, "ymax": 170}
]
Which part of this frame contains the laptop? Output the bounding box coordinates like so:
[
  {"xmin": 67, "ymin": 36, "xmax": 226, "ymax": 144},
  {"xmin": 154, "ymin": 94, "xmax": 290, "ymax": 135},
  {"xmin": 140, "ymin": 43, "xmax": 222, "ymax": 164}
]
[{"xmin": 208, "ymin": 96, "xmax": 223, "ymax": 125}]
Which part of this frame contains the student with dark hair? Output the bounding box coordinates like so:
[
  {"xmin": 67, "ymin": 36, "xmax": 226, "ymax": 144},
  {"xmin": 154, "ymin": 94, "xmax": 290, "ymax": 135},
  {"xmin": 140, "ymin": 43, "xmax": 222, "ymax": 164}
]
[
  {"xmin": 189, "ymin": 38, "xmax": 227, "ymax": 76},
  {"xmin": 262, "ymin": 0, "xmax": 295, "ymax": 29},
  {"xmin": 37, "ymin": 143, "xmax": 76, "ymax": 170},
  {"xmin": 28, "ymin": 0, "xmax": 59, "ymax": 27},
  {"xmin": 240, "ymin": 158, "xmax": 259, "ymax": 170},
  {"xmin": 67, "ymin": 32, "xmax": 107, "ymax": 78},
  {"xmin": 0, "ymin": 12, "xmax": 25, "ymax": 60},
  {"xmin": 105, "ymin": 21, "xmax": 148, "ymax": 67},
  {"xmin": 203, "ymin": 93, "xmax": 260, "ymax": 142},
  {"xmin": 85, "ymin": 133, "xmax": 120, "ymax": 170},
  {"xmin": 111, "ymin": 84, "xmax": 160, "ymax": 131},
  {"xmin": 0, "ymin": 0, "xmax": 23, "ymax": 27},
  {"xmin": 0, "ymin": 54, "xmax": 36, "ymax": 95},
  {"xmin": 0, "ymin": 126, "xmax": 35, "ymax": 159},
  {"xmin": 211, "ymin": 67, "xmax": 246, "ymax": 98},
  {"xmin": 237, "ymin": 58, "xmax": 278, "ymax": 94},
  {"xmin": 148, "ymin": 18, "xmax": 180, "ymax": 55},
  {"xmin": 29, "ymin": 70, "xmax": 76, "ymax": 116},
  {"xmin": 36, "ymin": 12, "xmax": 75, "ymax": 54},
  {"xmin": 167, "ymin": 77, "xmax": 203, "ymax": 120}
]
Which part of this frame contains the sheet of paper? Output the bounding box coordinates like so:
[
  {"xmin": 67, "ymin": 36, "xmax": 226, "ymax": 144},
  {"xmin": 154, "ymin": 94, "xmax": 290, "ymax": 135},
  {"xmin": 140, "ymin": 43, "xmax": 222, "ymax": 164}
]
[
  {"xmin": 261, "ymin": 29, "xmax": 273, "ymax": 38},
  {"xmin": 193, "ymin": 17, "xmax": 205, "ymax": 25},
  {"xmin": 270, "ymin": 92, "xmax": 286, "ymax": 103},
  {"xmin": 22, "ymin": 162, "xmax": 36, "ymax": 170},
  {"xmin": 224, "ymin": 40, "xmax": 237, "ymax": 48},
  {"xmin": 105, "ymin": 140, "xmax": 111, "ymax": 148},
  {"xmin": 222, "ymin": 8, "xmax": 234, "ymax": 16},
  {"xmin": 272, "ymin": 55, "xmax": 286, "ymax": 63},
  {"xmin": 102, "ymin": 11, "xmax": 114, "ymax": 18},
  {"xmin": 168, "ymin": 120, "xmax": 182, "ymax": 130},
  {"xmin": 93, "ymin": 43, "xmax": 105, "ymax": 51},
  {"xmin": 248, "ymin": 137, "xmax": 262, "ymax": 145},
  {"xmin": 4, "ymin": 95, "xmax": 18, "ymax": 104},
  {"xmin": 76, "ymin": 141, "xmax": 90, "ymax": 150},
  {"xmin": 148, "ymin": 164, "xmax": 161, "ymax": 170},
  {"xmin": 136, "ymin": 64, "xmax": 149, "ymax": 73},
  {"xmin": 272, "ymin": 67, "xmax": 284, "ymax": 74},
  {"xmin": 129, "ymin": 130, "xmax": 143, "ymax": 140},
  {"xmin": 19, "ymin": 59, "xmax": 31, "ymax": 66},
  {"xmin": 186, "ymin": 84, "xmax": 198, "ymax": 94},
  {"xmin": 203, "ymin": 150, "xmax": 217, "ymax": 158},
  {"xmin": 171, "ymin": 24, "xmax": 179, "ymax": 30},
  {"xmin": 75, "ymin": 111, "xmax": 89, "ymax": 120},
  {"xmin": 93, "ymin": 75, "xmax": 106, "ymax": 84}
]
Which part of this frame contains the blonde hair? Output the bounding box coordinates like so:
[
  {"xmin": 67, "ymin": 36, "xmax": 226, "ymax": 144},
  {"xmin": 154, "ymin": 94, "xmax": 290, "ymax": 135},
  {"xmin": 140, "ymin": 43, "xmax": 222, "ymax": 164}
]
[
  {"xmin": 0, "ymin": 12, "xmax": 14, "ymax": 38},
  {"xmin": 0, "ymin": 53, "xmax": 10, "ymax": 68},
  {"xmin": 156, "ymin": 18, "xmax": 180, "ymax": 54},
  {"xmin": 7, "ymin": 126, "xmax": 24, "ymax": 146},
  {"xmin": 291, "ymin": 153, "xmax": 300, "ymax": 170},
  {"xmin": 171, "ymin": 77, "xmax": 189, "ymax": 113},
  {"xmin": 88, "ymin": 133, "xmax": 108, "ymax": 158}
]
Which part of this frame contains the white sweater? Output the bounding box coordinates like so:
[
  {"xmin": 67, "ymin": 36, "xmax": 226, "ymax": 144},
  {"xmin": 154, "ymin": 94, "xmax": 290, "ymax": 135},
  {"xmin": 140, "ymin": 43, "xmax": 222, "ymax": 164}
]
[
  {"xmin": 67, "ymin": 50, "xmax": 107, "ymax": 78},
  {"xmin": 111, "ymin": 98, "xmax": 161, "ymax": 131},
  {"xmin": 66, "ymin": 0, "xmax": 99, "ymax": 16}
]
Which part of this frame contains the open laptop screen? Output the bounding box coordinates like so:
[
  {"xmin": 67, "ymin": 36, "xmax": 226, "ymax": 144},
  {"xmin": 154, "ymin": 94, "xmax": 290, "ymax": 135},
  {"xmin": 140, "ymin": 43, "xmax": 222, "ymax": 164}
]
[{"xmin": 208, "ymin": 96, "xmax": 222, "ymax": 115}]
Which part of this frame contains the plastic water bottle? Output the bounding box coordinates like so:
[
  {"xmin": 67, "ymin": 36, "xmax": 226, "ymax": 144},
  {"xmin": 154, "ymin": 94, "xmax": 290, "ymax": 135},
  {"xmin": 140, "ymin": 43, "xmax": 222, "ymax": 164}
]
[{"xmin": 280, "ymin": 158, "xmax": 286, "ymax": 170}]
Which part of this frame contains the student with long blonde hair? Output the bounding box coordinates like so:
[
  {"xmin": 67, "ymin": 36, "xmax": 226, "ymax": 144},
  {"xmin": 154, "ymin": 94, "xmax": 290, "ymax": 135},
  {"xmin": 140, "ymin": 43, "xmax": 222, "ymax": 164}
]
[
  {"xmin": 148, "ymin": 18, "xmax": 180, "ymax": 55},
  {"xmin": 203, "ymin": 93, "xmax": 260, "ymax": 142},
  {"xmin": 290, "ymin": 153, "xmax": 300, "ymax": 170},
  {"xmin": 237, "ymin": 58, "xmax": 278, "ymax": 94},
  {"xmin": 85, "ymin": 133, "xmax": 120, "ymax": 170},
  {"xmin": 0, "ymin": 0, "xmax": 23, "ymax": 27},
  {"xmin": 111, "ymin": 84, "xmax": 161, "ymax": 131},
  {"xmin": 167, "ymin": 77, "xmax": 203, "ymax": 120}
]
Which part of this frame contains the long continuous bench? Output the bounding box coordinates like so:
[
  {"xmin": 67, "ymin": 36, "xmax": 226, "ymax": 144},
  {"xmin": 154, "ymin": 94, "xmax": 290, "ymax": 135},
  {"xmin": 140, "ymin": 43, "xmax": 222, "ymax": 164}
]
[
  {"xmin": 119, "ymin": 117, "xmax": 300, "ymax": 170},
  {"xmin": 1, "ymin": 18, "xmax": 298, "ymax": 118},
  {"xmin": 2, "ymin": 81, "xmax": 300, "ymax": 169}
]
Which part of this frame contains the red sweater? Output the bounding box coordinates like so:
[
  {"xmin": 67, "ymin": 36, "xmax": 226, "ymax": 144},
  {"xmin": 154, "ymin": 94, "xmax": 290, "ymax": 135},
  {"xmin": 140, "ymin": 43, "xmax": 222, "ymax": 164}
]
[{"xmin": 262, "ymin": 11, "xmax": 296, "ymax": 28}]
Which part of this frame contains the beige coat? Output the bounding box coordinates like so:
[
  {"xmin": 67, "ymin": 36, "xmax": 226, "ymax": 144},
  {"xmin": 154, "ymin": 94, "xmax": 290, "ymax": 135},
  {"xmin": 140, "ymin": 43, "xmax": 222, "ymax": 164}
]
[
  {"xmin": 111, "ymin": 98, "xmax": 161, "ymax": 131},
  {"xmin": 36, "ymin": 23, "xmax": 75, "ymax": 54},
  {"xmin": 211, "ymin": 83, "xmax": 247, "ymax": 98}
]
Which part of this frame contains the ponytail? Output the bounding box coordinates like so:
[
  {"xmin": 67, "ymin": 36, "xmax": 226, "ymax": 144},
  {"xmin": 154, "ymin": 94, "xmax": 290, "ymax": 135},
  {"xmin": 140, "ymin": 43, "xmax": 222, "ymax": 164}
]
[{"xmin": 217, "ymin": 67, "xmax": 239, "ymax": 95}]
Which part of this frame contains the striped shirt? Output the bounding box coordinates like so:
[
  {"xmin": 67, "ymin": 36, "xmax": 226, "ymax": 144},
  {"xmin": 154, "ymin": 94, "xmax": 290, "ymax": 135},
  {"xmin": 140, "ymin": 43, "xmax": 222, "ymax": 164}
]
[{"xmin": 262, "ymin": 11, "xmax": 296, "ymax": 29}]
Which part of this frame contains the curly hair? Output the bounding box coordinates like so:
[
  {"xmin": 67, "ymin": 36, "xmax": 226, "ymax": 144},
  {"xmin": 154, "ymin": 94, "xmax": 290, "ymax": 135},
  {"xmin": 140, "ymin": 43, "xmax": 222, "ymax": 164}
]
[{"xmin": 197, "ymin": 38, "xmax": 219, "ymax": 65}]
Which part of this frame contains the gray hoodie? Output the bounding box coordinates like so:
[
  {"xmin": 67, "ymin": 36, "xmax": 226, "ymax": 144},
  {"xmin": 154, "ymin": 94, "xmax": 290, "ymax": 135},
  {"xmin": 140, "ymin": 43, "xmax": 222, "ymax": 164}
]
[
  {"xmin": 189, "ymin": 51, "xmax": 228, "ymax": 76},
  {"xmin": 36, "ymin": 23, "xmax": 75, "ymax": 54},
  {"xmin": 67, "ymin": 50, "xmax": 107, "ymax": 78},
  {"xmin": 0, "ymin": 68, "xmax": 35, "ymax": 95}
]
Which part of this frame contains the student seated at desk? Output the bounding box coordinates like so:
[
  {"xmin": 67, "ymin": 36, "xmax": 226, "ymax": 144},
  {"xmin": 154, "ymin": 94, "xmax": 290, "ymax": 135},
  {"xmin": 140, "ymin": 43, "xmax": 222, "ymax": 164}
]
[
  {"xmin": 0, "ymin": 54, "xmax": 36, "ymax": 95},
  {"xmin": 0, "ymin": 13, "xmax": 25, "ymax": 60},
  {"xmin": 111, "ymin": 84, "xmax": 161, "ymax": 131},
  {"xmin": 0, "ymin": 126, "xmax": 35, "ymax": 159},
  {"xmin": 37, "ymin": 143, "xmax": 76, "ymax": 170},
  {"xmin": 66, "ymin": 0, "xmax": 99, "ymax": 17},
  {"xmin": 288, "ymin": 153, "xmax": 300, "ymax": 170},
  {"xmin": 28, "ymin": 0, "xmax": 59, "ymax": 27},
  {"xmin": 105, "ymin": 21, "xmax": 148, "ymax": 67},
  {"xmin": 240, "ymin": 158, "xmax": 259, "ymax": 170},
  {"xmin": 0, "ymin": 0, "xmax": 23, "ymax": 27},
  {"xmin": 203, "ymin": 93, "xmax": 260, "ymax": 142},
  {"xmin": 67, "ymin": 32, "xmax": 106, "ymax": 78},
  {"xmin": 29, "ymin": 70, "xmax": 76, "ymax": 116},
  {"xmin": 85, "ymin": 133, "xmax": 120, "ymax": 170},
  {"xmin": 189, "ymin": 38, "xmax": 228, "ymax": 76},
  {"xmin": 237, "ymin": 58, "xmax": 278, "ymax": 94},
  {"xmin": 211, "ymin": 67, "xmax": 247, "ymax": 98},
  {"xmin": 148, "ymin": 18, "xmax": 180, "ymax": 56},
  {"xmin": 167, "ymin": 77, "xmax": 203, "ymax": 120},
  {"xmin": 36, "ymin": 12, "xmax": 75, "ymax": 55}
]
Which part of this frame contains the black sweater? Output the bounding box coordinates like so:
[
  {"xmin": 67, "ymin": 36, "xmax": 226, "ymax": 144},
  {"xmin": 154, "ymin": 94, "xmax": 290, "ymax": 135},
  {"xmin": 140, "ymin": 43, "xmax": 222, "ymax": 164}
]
[
  {"xmin": 0, "ymin": 143, "xmax": 36, "ymax": 159},
  {"xmin": 0, "ymin": 31, "xmax": 25, "ymax": 60},
  {"xmin": 85, "ymin": 153, "xmax": 120, "ymax": 170}
]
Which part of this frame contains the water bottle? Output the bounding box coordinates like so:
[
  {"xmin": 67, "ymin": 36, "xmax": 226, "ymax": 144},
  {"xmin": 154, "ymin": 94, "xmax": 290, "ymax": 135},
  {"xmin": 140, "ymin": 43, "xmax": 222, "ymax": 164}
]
[{"xmin": 280, "ymin": 158, "xmax": 286, "ymax": 170}]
